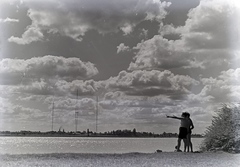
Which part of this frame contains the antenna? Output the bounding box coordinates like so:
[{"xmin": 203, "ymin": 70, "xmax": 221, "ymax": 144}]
[
  {"xmin": 96, "ymin": 95, "xmax": 98, "ymax": 133},
  {"xmin": 51, "ymin": 97, "xmax": 54, "ymax": 132},
  {"xmin": 75, "ymin": 111, "xmax": 78, "ymax": 133},
  {"xmin": 75, "ymin": 89, "xmax": 79, "ymax": 133}
]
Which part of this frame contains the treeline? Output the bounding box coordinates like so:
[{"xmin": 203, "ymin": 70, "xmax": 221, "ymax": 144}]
[
  {"xmin": 100, "ymin": 129, "xmax": 203, "ymax": 138},
  {"xmin": 0, "ymin": 128, "xmax": 203, "ymax": 138}
]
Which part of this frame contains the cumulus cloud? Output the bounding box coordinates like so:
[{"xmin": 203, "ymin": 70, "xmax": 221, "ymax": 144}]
[
  {"xmin": 0, "ymin": 56, "xmax": 100, "ymax": 97},
  {"xmin": 0, "ymin": 96, "xmax": 42, "ymax": 120},
  {"xmin": 120, "ymin": 23, "xmax": 134, "ymax": 35},
  {"xmin": 0, "ymin": 17, "xmax": 19, "ymax": 23},
  {"xmin": 129, "ymin": 35, "xmax": 203, "ymax": 70},
  {"xmin": 130, "ymin": 0, "xmax": 240, "ymax": 71},
  {"xmin": 11, "ymin": 0, "xmax": 171, "ymax": 44},
  {"xmin": 16, "ymin": 95, "xmax": 46, "ymax": 102},
  {"xmin": 180, "ymin": 0, "xmax": 240, "ymax": 50},
  {"xmin": 45, "ymin": 97, "xmax": 96, "ymax": 111},
  {"xmin": 8, "ymin": 26, "xmax": 44, "ymax": 44},
  {"xmin": 105, "ymin": 70, "xmax": 199, "ymax": 98},
  {"xmin": 53, "ymin": 79, "xmax": 103, "ymax": 97},
  {"xmin": 160, "ymin": 0, "xmax": 240, "ymax": 50},
  {"xmin": 117, "ymin": 43, "xmax": 130, "ymax": 54},
  {"xmin": 200, "ymin": 68, "xmax": 240, "ymax": 103},
  {"xmin": 0, "ymin": 55, "xmax": 98, "ymax": 85},
  {"xmin": 0, "ymin": 97, "xmax": 12, "ymax": 114},
  {"xmin": 1, "ymin": 78, "xmax": 104, "ymax": 98},
  {"xmin": 140, "ymin": 28, "xmax": 148, "ymax": 38}
]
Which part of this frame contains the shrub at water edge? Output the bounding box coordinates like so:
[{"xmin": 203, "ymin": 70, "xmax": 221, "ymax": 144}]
[{"xmin": 200, "ymin": 105, "xmax": 240, "ymax": 153}]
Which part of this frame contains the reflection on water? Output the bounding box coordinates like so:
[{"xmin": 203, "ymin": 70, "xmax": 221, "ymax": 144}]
[{"xmin": 0, "ymin": 137, "xmax": 203, "ymax": 154}]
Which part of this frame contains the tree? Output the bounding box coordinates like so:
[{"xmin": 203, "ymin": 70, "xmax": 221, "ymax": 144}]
[
  {"xmin": 133, "ymin": 128, "xmax": 136, "ymax": 136},
  {"xmin": 200, "ymin": 105, "xmax": 240, "ymax": 152}
]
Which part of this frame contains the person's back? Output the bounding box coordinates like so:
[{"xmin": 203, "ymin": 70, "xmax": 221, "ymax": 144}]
[{"xmin": 180, "ymin": 117, "xmax": 190, "ymax": 128}]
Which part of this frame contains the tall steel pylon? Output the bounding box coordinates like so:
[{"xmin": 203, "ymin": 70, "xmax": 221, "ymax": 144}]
[
  {"xmin": 75, "ymin": 111, "xmax": 78, "ymax": 133},
  {"xmin": 75, "ymin": 89, "xmax": 79, "ymax": 133},
  {"xmin": 96, "ymin": 96, "xmax": 98, "ymax": 133},
  {"xmin": 51, "ymin": 98, "xmax": 54, "ymax": 132}
]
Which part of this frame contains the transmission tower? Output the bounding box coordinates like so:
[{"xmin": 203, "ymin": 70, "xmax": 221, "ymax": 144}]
[
  {"xmin": 51, "ymin": 99, "xmax": 54, "ymax": 132},
  {"xmin": 96, "ymin": 96, "xmax": 99, "ymax": 133},
  {"xmin": 75, "ymin": 89, "xmax": 79, "ymax": 133}
]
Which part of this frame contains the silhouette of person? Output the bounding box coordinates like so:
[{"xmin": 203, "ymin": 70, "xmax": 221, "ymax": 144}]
[
  {"xmin": 167, "ymin": 112, "xmax": 190, "ymax": 152},
  {"xmin": 185, "ymin": 112, "xmax": 194, "ymax": 152}
]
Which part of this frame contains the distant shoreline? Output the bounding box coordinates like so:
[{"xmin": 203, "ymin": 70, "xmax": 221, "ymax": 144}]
[
  {"xmin": 0, "ymin": 129, "xmax": 204, "ymax": 138},
  {"xmin": 0, "ymin": 134, "xmax": 204, "ymax": 138}
]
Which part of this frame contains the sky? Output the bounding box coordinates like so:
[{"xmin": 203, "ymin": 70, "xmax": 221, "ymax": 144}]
[{"xmin": 0, "ymin": 0, "xmax": 240, "ymax": 134}]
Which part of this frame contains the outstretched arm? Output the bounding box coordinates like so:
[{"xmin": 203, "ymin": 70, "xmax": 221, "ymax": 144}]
[{"xmin": 166, "ymin": 115, "xmax": 183, "ymax": 120}]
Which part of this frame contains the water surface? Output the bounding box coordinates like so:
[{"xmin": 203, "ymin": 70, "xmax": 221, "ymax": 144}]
[{"xmin": 0, "ymin": 137, "xmax": 203, "ymax": 154}]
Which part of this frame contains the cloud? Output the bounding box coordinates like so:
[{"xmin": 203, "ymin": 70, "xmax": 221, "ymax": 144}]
[
  {"xmin": 105, "ymin": 70, "xmax": 199, "ymax": 98},
  {"xmin": 180, "ymin": 0, "xmax": 240, "ymax": 50},
  {"xmin": 0, "ymin": 97, "xmax": 12, "ymax": 114},
  {"xmin": 0, "ymin": 17, "xmax": 19, "ymax": 23},
  {"xmin": 128, "ymin": 35, "xmax": 203, "ymax": 70},
  {"xmin": 120, "ymin": 23, "xmax": 133, "ymax": 35},
  {"xmin": 0, "ymin": 55, "xmax": 100, "ymax": 97},
  {"xmin": 0, "ymin": 78, "xmax": 104, "ymax": 97},
  {"xmin": 187, "ymin": 92, "xmax": 214, "ymax": 105},
  {"xmin": 53, "ymin": 79, "xmax": 102, "ymax": 97},
  {"xmin": 18, "ymin": 67, "xmax": 200, "ymax": 99},
  {"xmin": 8, "ymin": 26, "xmax": 44, "ymax": 44},
  {"xmin": 117, "ymin": 43, "xmax": 130, "ymax": 54},
  {"xmin": 16, "ymin": 95, "xmax": 46, "ymax": 102},
  {"xmin": 11, "ymin": 0, "xmax": 171, "ymax": 44},
  {"xmin": 11, "ymin": 105, "xmax": 43, "ymax": 120},
  {"xmin": 200, "ymin": 68, "xmax": 240, "ymax": 103},
  {"xmin": 45, "ymin": 97, "xmax": 96, "ymax": 111},
  {"xmin": 0, "ymin": 96, "xmax": 42, "ymax": 121},
  {"xmin": 130, "ymin": 0, "xmax": 240, "ymax": 71},
  {"xmin": 161, "ymin": 0, "xmax": 240, "ymax": 50},
  {"xmin": 0, "ymin": 55, "xmax": 98, "ymax": 85},
  {"xmin": 140, "ymin": 28, "xmax": 148, "ymax": 38}
]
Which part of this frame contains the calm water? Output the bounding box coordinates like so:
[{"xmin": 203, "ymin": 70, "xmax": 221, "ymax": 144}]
[{"xmin": 0, "ymin": 137, "xmax": 203, "ymax": 154}]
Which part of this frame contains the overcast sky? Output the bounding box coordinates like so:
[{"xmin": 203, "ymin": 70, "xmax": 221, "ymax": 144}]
[{"xmin": 0, "ymin": 0, "xmax": 240, "ymax": 134}]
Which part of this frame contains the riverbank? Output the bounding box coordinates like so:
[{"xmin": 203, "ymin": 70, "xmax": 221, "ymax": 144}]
[{"xmin": 0, "ymin": 152, "xmax": 239, "ymax": 167}]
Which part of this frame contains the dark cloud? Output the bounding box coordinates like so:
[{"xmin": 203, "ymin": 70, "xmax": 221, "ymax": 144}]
[{"xmin": 9, "ymin": 0, "xmax": 171, "ymax": 44}]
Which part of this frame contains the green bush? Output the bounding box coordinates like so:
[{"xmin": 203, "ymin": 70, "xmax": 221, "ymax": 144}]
[{"xmin": 200, "ymin": 105, "xmax": 240, "ymax": 153}]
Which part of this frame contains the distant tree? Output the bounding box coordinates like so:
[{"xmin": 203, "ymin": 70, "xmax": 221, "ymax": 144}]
[
  {"xmin": 200, "ymin": 105, "xmax": 240, "ymax": 152},
  {"xmin": 133, "ymin": 128, "xmax": 136, "ymax": 136}
]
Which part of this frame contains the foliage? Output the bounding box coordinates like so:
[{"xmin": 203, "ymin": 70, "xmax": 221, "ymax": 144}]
[{"xmin": 200, "ymin": 105, "xmax": 240, "ymax": 153}]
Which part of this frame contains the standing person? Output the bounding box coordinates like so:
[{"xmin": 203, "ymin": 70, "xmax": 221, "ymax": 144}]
[
  {"xmin": 186, "ymin": 112, "xmax": 194, "ymax": 152},
  {"xmin": 166, "ymin": 112, "xmax": 190, "ymax": 152}
]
